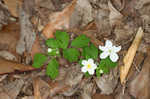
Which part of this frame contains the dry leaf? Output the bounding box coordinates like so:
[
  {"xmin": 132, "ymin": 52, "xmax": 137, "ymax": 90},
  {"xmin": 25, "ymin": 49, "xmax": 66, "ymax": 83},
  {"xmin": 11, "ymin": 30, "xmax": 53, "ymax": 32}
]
[
  {"xmin": 16, "ymin": 5, "xmax": 36, "ymax": 55},
  {"xmin": 128, "ymin": 49, "xmax": 150, "ymax": 99},
  {"xmin": 42, "ymin": 0, "xmax": 77, "ymax": 38},
  {"xmin": 0, "ymin": 58, "xmax": 34, "ymax": 74},
  {"xmin": 0, "ymin": 50, "xmax": 16, "ymax": 61},
  {"xmin": 108, "ymin": 0, "xmax": 123, "ymax": 26},
  {"xmin": 31, "ymin": 36, "xmax": 43, "ymax": 59},
  {"xmin": 0, "ymin": 79, "xmax": 24, "ymax": 99},
  {"xmin": 92, "ymin": 94, "xmax": 114, "ymax": 99},
  {"xmin": 0, "ymin": 3, "xmax": 10, "ymax": 30},
  {"xmin": 134, "ymin": 0, "xmax": 150, "ymax": 9},
  {"xmin": 33, "ymin": 77, "xmax": 51, "ymax": 99},
  {"xmin": 120, "ymin": 27, "xmax": 144, "ymax": 84},
  {"xmin": 3, "ymin": 0, "xmax": 22, "ymax": 17},
  {"xmin": 81, "ymin": 82, "xmax": 95, "ymax": 99},
  {"xmin": 0, "ymin": 22, "xmax": 20, "ymax": 52},
  {"xmin": 95, "ymin": 69, "xmax": 118, "ymax": 95}
]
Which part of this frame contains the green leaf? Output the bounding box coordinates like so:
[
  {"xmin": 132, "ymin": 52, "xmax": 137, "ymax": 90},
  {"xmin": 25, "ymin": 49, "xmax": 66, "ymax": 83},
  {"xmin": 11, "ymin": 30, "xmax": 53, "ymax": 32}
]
[
  {"xmin": 63, "ymin": 48, "xmax": 80, "ymax": 62},
  {"xmin": 46, "ymin": 58, "xmax": 59, "ymax": 79},
  {"xmin": 85, "ymin": 72, "xmax": 90, "ymax": 77},
  {"xmin": 46, "ymin": 38, "xmax": 59, "ymax": 48},
  {"xmin": 79, "ymin": 58, "xmax": 84, "ymax": 67},
  {"xmin": 32, "ymin": 53, "xmax": 47, "ymax": 68},
  {"xmin": 55, "ymin": 30, "xmax": 69, "ymax": 49},
  {"xmin": 96, "ymin": 68, "xmax": 101, "ymax": 77},
  {"xmin": 97, "ymin": 57, "xmax": 117, "ymax": 74},
  {"xmin": 71, "ymin": 34, "xmax": 90, "ymax": 48},
  {"xmin": 48, "ymin": 48, "xmax": 60, "ymax": 56},
  {"xmin": 98, "ymin": 59, "xmax": 109, "ymax": 74},
  {"xmin": 82, "ymin": 44, "xmax": 98, "ymax": 59}
]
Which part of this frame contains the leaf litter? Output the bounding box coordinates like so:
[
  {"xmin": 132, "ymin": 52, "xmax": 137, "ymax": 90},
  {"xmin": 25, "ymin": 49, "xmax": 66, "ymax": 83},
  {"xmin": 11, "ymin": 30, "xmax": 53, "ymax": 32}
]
[{"xmin": 0, "ymin": 0, "xmax": 150, "ymax": 99}]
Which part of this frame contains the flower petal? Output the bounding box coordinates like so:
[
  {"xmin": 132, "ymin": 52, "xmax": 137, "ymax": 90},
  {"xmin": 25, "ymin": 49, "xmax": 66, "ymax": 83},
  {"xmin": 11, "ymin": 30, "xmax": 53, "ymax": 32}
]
[
  {"xmin": 92, "ymin": 64, "xmax": 97, "ymax": 69},
  {"xmin": 100, "ymin": 51, "xmax": 109, "ymax": 59},
  {"xmin": 110, "ymin": 52, "xmax": 119, "ymax": 62},
  {"xmin": 88, "ymin": 69, "xmax": 95, "ymax": 75},
  {"xmin": 112, "ymin": 46, "xmax": 121, "ymax": 53},
  {"xmin": 82, "ymin": 60, "xmax": 88, "ymax": 65},
  {"xmin": 81, "ymin": 66, "xmax": 87, "ymax": 73},
  {"xmin": 105, "ymin": 40, "xmax": 113, "ymax": 48},
  {"xmin": 48, "ymin": 48, "xmax": 52, "ymax": 52},
  {"xmin": 99, "ymin": 46, "xmax": 106, "ymax": 51},
  {"xmin": 88, "ymin": 58, "xmax": 94, "ymax": 64}
]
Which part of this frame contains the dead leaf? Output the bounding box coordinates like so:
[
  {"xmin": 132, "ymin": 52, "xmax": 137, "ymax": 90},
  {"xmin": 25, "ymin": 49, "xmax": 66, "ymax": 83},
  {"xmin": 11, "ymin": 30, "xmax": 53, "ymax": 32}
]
[
  {"xmin": 0, "ymin": 22, "xmax": 20, "ymax": 52},
  {"xmin": 0, "ymin": 50, "xmax": 16, "ymax": 61},
  {"xmin": 95, "ymin": 69, "xmax": 118, "ymax": 95},
  {"xmin": 33, "ymin": 77, "xmax": 51, "ymax": 99},
  {"xmin": 92, "ymin": 94, "xmax": 114, "ymax": 99},
  {"xmin": 3, "ymin": 0, "xmax": 23, "ymax": 17},
  {"xmin": 16, "ymin": 5, "xmax": 36, "ymax": 55},
  {"xmin": 94, "ymin": 9, "xmax": 112, "ymax": 37},
  {"xmin": 42, "ymin": 0, "xmax": 77, "ymax": 38},
  {"xmin": 0, "ymin": 3, "xmax": 10, "ymax": 30},
  {"xmin": 70, "ymin": 0, "xmax": 93, "ymax": 27},
  {"xmin": 22, "ymin": 96, "xmax": 34, "ymax": 99},
  {"xmin": 108, "ymin": 0, "xmax": 123, "ymax": 26},
  {"xmin": 134, "ymin": 0, "xmax": 150, "ymax": 9},
  {"xmin": 115, "ymin": 92, "xmax": 131, "ymax": 99},
  {"xmin": 128, "ymin": 49, "xmax": 150, "ymax": 99},
  {"xmin": 0, "ymin": 58, "xmax": 34, "ymax": 74},
  {"xmin": 31, "ymin": 36, "xmax": 43, "ymax": 60},
  {"xmin": 81, "ymin": 82, "xmax": 95, "ymax": 99},
  {"xmin": 0, "ymin": 79, "xmax": 24, "ymax": 99},
  {"xmin": 120, "ymin": 27, "xmax": 144, "ymax": 84}
]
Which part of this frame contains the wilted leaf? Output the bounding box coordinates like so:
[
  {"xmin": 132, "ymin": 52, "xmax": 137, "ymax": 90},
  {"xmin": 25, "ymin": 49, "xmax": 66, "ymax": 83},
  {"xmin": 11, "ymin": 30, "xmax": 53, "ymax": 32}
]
[
  {"xmin": 0, "ymin": 58, "xmax": 34, "ymax": 74},
  {"xmin": 42, "ymin": 0, "xmax": 77, "ymax": 38},
  {"xmin": 108, "ymin": 0, "xmax": 123, "ymax": 26},
  {"xmin": 120, "ymin": 27, "xmax": 143, "ymax": 84},
  {"xmin": 128, "ymin": 50, "xmax": 150, "ymax": 99},
  {"xmin": 0, "ymin": 22, "xmax": 20, "ymax": 52},
  {"xmin": 0, "ymin": 79, "xmax": 24, "ymax": 99},
  {"xmin": 3, "ymin": 0, "xmax": 22, "ymax": 17},
  {"xmin": 33, "ymin": 77, "xmax": 51, "ymax": 99}
]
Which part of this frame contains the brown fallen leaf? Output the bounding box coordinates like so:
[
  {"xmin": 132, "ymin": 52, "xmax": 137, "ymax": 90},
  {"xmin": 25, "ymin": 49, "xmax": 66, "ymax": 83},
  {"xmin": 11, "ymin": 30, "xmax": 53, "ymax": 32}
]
[
  {"xmin": 33, "ymin": 77, "xmax": 51, "ymax": 99},
  {"xmin": 92, "ymin": 94, "xmax": 114, "ymax": 99},
  {"xmin": 42, "ymin": 0, "xmax": 77, "ymax": 38},
  {"xmin": 3, "ymin": 0, "xmax": 23, "ymax": 17},
  {"xmin": 128, "ymin": 48, "xmax": 150, "ymax": 99},
  {"xmin": 0, "ymin": 22, "xmax": 20, "ymax": 52},
  {"xmin": 0, "ymin": 79, "xmax": 24, "ymax": 99},
  {"xmin": 108, "ymin": 0, "xmax": 123, "ymax": 26},
  {"xmin": 0, "ymin": 58, "xmax": 34, "ymax": 75},
  {"xmin": 31, "ymin": 36, "xmax": 43, "ymax": 59},
  {"xmin": 120, "ymin": 27, "xmax": 143, "ymax": 84},
  {"xmin": 68, "ymin": 21, "xmax": 103, "ymax": 47}
]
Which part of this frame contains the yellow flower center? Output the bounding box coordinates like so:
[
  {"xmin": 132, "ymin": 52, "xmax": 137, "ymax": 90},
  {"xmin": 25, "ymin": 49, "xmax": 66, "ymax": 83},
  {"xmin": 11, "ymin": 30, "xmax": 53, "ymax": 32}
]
[
  {"xmin": 87, "ymin": 64, "xmax": 92, "ymax": 69},
  {"xmin": 108, "ymin": 49, "xmax": 112, "ymax": 53}
]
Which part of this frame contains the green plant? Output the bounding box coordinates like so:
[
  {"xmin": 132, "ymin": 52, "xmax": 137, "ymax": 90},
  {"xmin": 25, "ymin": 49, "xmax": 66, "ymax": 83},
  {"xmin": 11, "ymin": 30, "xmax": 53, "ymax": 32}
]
[{"xmin": 32, "ymin": 31, "xmax": 121, "ymax": 79}]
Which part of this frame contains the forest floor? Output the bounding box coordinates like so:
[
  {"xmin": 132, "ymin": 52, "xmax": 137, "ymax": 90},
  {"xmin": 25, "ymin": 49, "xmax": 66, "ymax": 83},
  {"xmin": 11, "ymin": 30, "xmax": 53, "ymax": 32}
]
[{"xmin": 0, "ymin": 0, "xmax": 150, "ymax": 99}]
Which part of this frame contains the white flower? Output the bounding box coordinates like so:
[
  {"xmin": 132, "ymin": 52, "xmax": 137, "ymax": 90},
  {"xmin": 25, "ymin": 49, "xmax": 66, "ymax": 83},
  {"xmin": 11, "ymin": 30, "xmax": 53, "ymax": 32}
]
[
  {"xmin": 99, "ymin": 40, "xmax": 121, "ymax": 62},
  {"xmin": 81, "ymin": 58, "xmax": 97, "ymax": 75},
  {"xmin": 99, "ymin": 69, "xmax": 103, "ymax": 74},
  {"xmin": 48, "ymin": 48, "xmax": 52, "ymax": 52}
]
